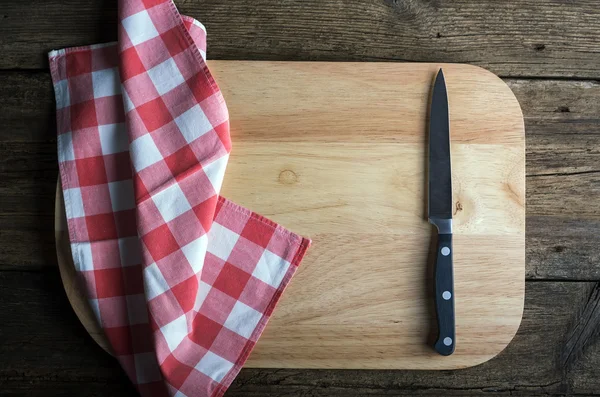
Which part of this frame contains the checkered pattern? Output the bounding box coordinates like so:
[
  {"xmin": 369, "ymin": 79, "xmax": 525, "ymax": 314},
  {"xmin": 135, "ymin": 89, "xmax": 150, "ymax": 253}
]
[{"xmin": 49, "ymin": 2, "xmax": 310, "ymax": 396}]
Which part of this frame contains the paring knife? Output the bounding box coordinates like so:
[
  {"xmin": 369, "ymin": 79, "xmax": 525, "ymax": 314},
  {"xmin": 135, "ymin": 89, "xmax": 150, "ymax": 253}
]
[{"xmin": 428, "ymin": 69, "xmax": 455, "ymax": 356}]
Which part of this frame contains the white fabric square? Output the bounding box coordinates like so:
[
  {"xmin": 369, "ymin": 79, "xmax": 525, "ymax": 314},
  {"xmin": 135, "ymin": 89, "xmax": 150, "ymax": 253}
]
[
  {"xmin": 64, "ymin": 188, "xmax": 85, "ymax": 218},
  {"xmin": 174, "ymin": 105, "xmax": 214, "ymax": 144},
  {"xmin": 126, "ymin": 294, "xmax": 149, "ymax": 325},
  {"xmin": 108, "ymin": 180, "xmax": 135, "ymax": 212},
  {"xmin": 193, "ymin": 280, "xmax": 212, "ymax": 312},
  {"xmin": 151, "ymin": 183, "xmax": 192, "ymax": 223},
  {"xmin": 174, "ymin": 392, "xmax": 189, "ymax": 397},
  {"xmin": 57, "ymin": 132, "xmax": 75, "ymax": 161},
  {"xmin": 144, "ymin": 262, "xmax": 170, "ymax": 300},
  {"xmin": 223, "ymin": 301, "xmax": 263, "ymax": 339},
  {"xmin": 121, "ymin": 10, "xmax": 159, "ymax": 46},
  {"xmin": 252, "ymin": 249, "xmax": 291, "ymax": 288},
  {"xmin": 147, "ymin": 58, "xmax": 185, "ymax": 95},
  {"xmin": 134, "ymin": 352, "xmax": 162, "ymax": 384},
  {"xmin": 130, "ymin": 133, "xmax": 163, "ymax": 171},
  {"xmin": 181, "ymin": 235, "xmax": 208, "ymax": 274},
  {"xmin": 118, "ymin": 236, "xmax": 142, "ymax": 267},
  {"xmin": 195, "ymin": 351, "xmax": 234, "ymax": 383},
  {"xmin": 73, "ymin": 242, "xmax": 94, "ymax": 272},
  {"xmin": 99, "ymin": 123, "xmax": 128, "ymax": 155},
  {"xmin": 92, "ymin": 68, "xmax": 120, "ymax": 98},
  {"xmin": 160, "ymin": 314, "xmax": 188, "ymax": 351},
  {"xmin": 207, "ymin": 222, "xmax": 239, "ymax": 261},
  {"xmin": 122, "ymin": 89, "xmax": 135, "ymax": 113},
  {"xmin": 202, "ymin": 155, "xmax": 228, "ymax": 195},
  {"xmin": 88, "ymin": 299, "xmax": 101, "ymax": 324},
  {"xmin": 54, "ymin": 79, "xmax": 70, "ymax": 109}
]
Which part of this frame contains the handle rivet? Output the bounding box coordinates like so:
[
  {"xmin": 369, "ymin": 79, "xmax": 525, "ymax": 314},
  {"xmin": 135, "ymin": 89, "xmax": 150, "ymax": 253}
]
[
  {"xmin": 442, "ymin": 291, "xmax": 452, "ymax": 300},
  {"xmin": 441, "ymin": 247, "xmax": 451, "ymax": 256},
  {"xmin": 443, "ymin": 337, "xmax": 453, "ymax": 346}
]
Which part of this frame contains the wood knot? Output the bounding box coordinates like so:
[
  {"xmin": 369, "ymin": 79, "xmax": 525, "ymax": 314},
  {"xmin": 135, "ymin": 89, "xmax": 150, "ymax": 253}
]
[
  {"xmin": 454, "ymin": 201, "xmax": 463, "ymax": 215},
  {"xmin": 279, "ymin": 170, "xmax": 298, "ymax": 185},
  {"xmin": 533, "ymin": 43, "xmax": 546, "ymax": 51}
]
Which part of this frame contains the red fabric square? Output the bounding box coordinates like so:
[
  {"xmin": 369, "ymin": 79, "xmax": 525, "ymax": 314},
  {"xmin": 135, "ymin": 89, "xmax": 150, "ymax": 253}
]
[
  {"xmin": 201, "ymin": 253, "xmax": 226, "ymax": 286},
  {"xmin": 90, "ymin": 239, "xmax": 120, "ymax": 269},
  {"xmin": 56, "ymin": 107, "xmax": 71, "ymax": 134},
  {"xmin": 94, "ymin": 268, "xmax": 126, "ymax": 298},
  {"xmin": 164, "ymin": 145, "xmax": 197, "ymax": 178},
  {"xmin": 142, "ymin": 0, "xmax": 168, "ymax": 9},
  {"xmin": 114, "ymin": 208, "xmax": 138, "ymax": 238},
  {"xmin": 167, "ymin": 210, "xmax": 203, "ymax": 248},
  {"xmin": 187, "ymin": 72, "xmax": 215, "ymax": 104},
  {"xmin": 190, "ymin": 313, "xmax": 223, "ymax": 349},
  {"xmin": 66, "ymin": 50, "xmax": 92, "ymax": 77},
  {"xmin": 91, "ymin": 45, "xmax": 119, "ymax": 71},
  {"xmin": 151, "ymin": 120, "xmax": 188, "ymax": 158},
  {"xmin": 210, "ymin": 326, "xmax": 251, "ymax": 364},
  {"xmin": 161, "ymin": 354, "xmax": 193, "ymax": 389},
  {"xmin": 120, "ymin": 46, "xmax": 147, "ymax": 81},
  {"xmin": 226, "ymin": 237, "xmax": 264, "ymax": 274},
  {"xmin": 95, "ymin": 96, "xmax": 126, "ymax": 125},
  {"xmin": 161, "ymin": 27, "xmax": 187, "ymax": 57},
  {"xmin": 86, "ymin": 213, "xmax": 118, "ymax": 241},
  {"xmin": 193, "ymin": 195, "xmax": 218, "ymax": 232},
  {"xmin": 122, "ymin": 265, "xmax": 145, "ymax": 295},
  {"xmin": 68, "ymin": 73, "xmax": 95, "ymax": 104},
  {"xmin": 142, "ymin": 223, "xmax": 180, "ymax": 262},
  {"xmin": 137, "ymin": 382, "xmax": 168, "ymax": 397},
  {"xmin": 80, "ymin": 184, "xmax": 112, "ymax": 215},
  {"xmin": 238, "ymin": 275, "xmax": 277, "ymax": 313},
  {"xmin": 70, "ymin": 100, "xmax": 98, "ymax": 130},
  {"xmin": 75, "ymin": 156, "xmax": 108, "ymax": 186},
  {"xmin": 198, "ymin": 287, "xmax": 235, "ymax": 324},
  {"xmin": 179, "ymin": 368, "xmax": 218, "ymax": 397},
  {"xmin": 240, "ymin": 216, "xmax": 276, "ymax": 249},
  {"xmin": 136, "ymin": 97, "xmax": 173, "ymax": 132},
  {"xmin": 97, "ymin": 296, "xmax": 129, "ymax": 327},
  {"xmin": 72, "ymin": 127, "xmax": 103, "ymax": 159},
  {"xmin": 134, "ymin": 174, "xmax": 149, "ymax": 202},
  {"xmin": 214, "ymin": 120, "xmax": 232, "ymax": 153},
  {"xmin": 212, "ymin": 262, "xmax": 252, "ymax": 300},
  {"xmin": 171, "ymin": 276, "xmax": 198, "ymax": 313},
  {"xmin": 130, "ymin": 323, "xmax": 154, "ymax": 353},
  {"xmin": 104, "ymin": 326, "xmax": 133, "ymax": 356},
  {"xmin": 68, "ymin": 216, "xmax": 89, "ymax": 240},
  {"xmin": 148, "ymin": 290, "xmax": 183, "ymax": 328},
  {"xmin": 104, "ymin": 152, "xmax": 132, "ymax": 183}
]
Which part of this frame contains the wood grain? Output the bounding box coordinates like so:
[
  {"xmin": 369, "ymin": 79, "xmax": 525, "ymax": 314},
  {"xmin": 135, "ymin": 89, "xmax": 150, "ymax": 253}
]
[
  {"xmin": 2, "ymin": 1, "xmax": 600, "ymax": 78},
  {"xmin": 54, "ymin": 62, "xmax": 525, "ymax": 369}
]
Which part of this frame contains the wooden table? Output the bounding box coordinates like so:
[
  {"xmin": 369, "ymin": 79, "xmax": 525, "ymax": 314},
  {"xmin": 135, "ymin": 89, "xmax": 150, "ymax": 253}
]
[{"xmin": 1, "ymin": 1, "xmax": 599, "ymax": 395}]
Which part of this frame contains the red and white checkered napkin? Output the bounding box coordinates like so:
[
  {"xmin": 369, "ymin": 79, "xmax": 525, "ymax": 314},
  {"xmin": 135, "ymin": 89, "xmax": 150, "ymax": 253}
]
[{"xmin": 49, "ymin": 1, "xmax": 310, "ymax": 396}]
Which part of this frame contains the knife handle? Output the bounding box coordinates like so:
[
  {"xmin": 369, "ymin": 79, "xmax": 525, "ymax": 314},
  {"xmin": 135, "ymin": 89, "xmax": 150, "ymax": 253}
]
[{"xmin": 434, "ymin": 233, "xmax": 455, "ymax": 356}]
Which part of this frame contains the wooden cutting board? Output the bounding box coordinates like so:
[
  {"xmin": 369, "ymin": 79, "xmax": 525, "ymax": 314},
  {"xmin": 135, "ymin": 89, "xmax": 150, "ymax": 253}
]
[{"xmin": 55, "ymin": 61, "xmax": 525, "ymax": 370}]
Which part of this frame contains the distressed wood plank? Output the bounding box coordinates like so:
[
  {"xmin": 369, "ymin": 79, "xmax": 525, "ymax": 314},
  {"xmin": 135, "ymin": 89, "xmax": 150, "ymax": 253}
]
[
  {"xmin": 1, "ymin": 1, "xmax": 600, "ymax": 77},
  {"xmin": 0, "ymin": 271, "xmax": 597, "ymax": 395}
]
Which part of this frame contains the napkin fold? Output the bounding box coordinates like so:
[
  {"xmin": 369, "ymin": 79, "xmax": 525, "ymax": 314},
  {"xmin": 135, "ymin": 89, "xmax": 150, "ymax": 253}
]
[{"xmin": 49, "ymin": 1, "xmax": 310, "ymax": 396}]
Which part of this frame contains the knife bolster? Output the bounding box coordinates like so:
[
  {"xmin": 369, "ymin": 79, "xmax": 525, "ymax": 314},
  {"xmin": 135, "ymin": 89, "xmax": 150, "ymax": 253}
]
[{"xmin": 429, "ymin": 217, "xmax": 453, "ymax": 234}]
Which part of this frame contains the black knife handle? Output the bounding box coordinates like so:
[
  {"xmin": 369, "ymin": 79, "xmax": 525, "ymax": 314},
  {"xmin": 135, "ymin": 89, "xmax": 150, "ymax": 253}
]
[{"xmin": 434, "ymin": 233, "xmax": 455, "ymax": 356}]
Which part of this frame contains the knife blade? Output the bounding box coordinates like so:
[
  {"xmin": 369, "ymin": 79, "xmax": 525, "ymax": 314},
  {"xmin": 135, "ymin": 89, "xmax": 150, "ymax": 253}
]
[{"xmin": 428, "ymin": 68, "xmax": 455, "ymax": 356}]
